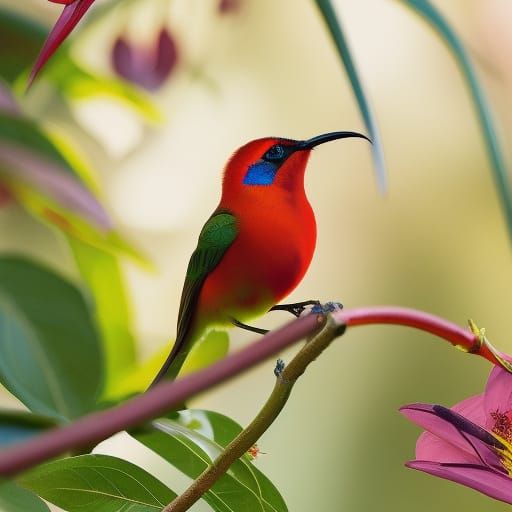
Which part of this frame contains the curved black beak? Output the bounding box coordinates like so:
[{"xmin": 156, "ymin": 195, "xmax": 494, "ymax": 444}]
[{"xmin": 297, "ymin": 131, "xmax": 372, "ymax": 150}]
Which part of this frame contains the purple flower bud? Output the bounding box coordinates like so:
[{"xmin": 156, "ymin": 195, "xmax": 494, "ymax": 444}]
[
  {"xmin": 218, "ymin": 0, "xmax": 241, "ymax": 14},
  {"xmin": 111, "ymin": 27, "xmax": 178, "ymax": 92}
]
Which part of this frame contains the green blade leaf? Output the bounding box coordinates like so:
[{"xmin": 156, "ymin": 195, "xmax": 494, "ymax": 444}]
[
  {"xmin": 18, "ymin": 454, "xmax": 177, "ymax": 512},
  {"xmin": 68, "ymin": 239, "xmax": 137, "ymax": 395},
  {"xmin": 0, "ymin": 7, "xmax": 46, "ymax": 85},
  {"xmin": 0, "ymin": 109, "xmax": 148, "ymax": 262},
  {"xmin": 0, "ymin": 111, "xmax": 112, "ymax": 230},
  {"xmin": 0, "ymin": 113, "xmax": 81, "ymax": 178},
  {"xmin": 401, "ymin": 0, "xmax": 512, "ymax": 241},
  {"xmin": 0, "ymin": 409, "xmax": 57, "ymax": 447},
  {"xmin": 133, "ymin": 410, "xmax": 288, "ymax": 512},
  {"xmin": 0, "ymin": 481, "xmax": 50, "ymax": 512},
  {"xmin": 0, "ymin": 256, "xmax": 104, "ymax": 420},
  {"xmin": 314, "ymin": 0, "xmax": 387, "ymax": 192}
]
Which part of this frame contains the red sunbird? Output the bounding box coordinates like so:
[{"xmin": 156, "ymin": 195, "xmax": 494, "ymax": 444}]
[{"xmin": 151, "ymin": 131, "xmax": 370, "ymax": 386}]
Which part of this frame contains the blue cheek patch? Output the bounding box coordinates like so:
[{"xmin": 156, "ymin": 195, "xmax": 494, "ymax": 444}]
[{"xmin": 243, "ymin": 161, "xmax": 278, "ymax": 185}]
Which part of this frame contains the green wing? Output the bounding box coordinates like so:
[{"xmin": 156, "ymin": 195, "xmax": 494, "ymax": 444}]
[{"xmin": 151, "ymin": 211, "xmax": 238, "ymax": 385}]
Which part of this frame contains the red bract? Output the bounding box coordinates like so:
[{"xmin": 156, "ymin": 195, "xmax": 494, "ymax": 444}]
[
  {"xmin": 111, "ymin": 27, "xmax": 178, "ymax": 91},
  {"xmin": 29, "ymin": 0, "xmax": 96, "ymax": 87}
]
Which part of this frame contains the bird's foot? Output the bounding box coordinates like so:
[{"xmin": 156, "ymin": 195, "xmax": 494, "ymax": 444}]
[
  {"xmin": 271, "ymin": 300, "xmax": 343, "ymax": 317},
  {"xmin": 308, "ymin": 301, "xmax": 343, "ymax": 315},
  {"xmin": 231, "ymin": 301, "xmax": 344, "ymax": 337}
]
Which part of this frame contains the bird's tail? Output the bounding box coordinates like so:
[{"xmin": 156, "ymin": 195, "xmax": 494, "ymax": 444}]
[{"xmin": 148, "ymin": 329, "xmax": 195, "ymax": 389}]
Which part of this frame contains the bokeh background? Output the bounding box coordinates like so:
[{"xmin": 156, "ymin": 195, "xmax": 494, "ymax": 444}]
[{"xmin": 1, "ymin": 0, "xmax": 512, "ymax": 510}]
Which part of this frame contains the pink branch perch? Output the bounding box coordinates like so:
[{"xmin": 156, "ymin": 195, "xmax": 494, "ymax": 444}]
[
  {"xmin": 334, "ymin": 307, "xmax": 504, "ymax": 366},
  {"xmin": 0, "ymin": 306, "xmax": 506, "ymax": 477}
]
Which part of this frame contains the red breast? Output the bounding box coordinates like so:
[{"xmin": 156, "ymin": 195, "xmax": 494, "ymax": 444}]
[{"xmin": 198, "ymin": 138, "xmax": 316, "ymax": 321}]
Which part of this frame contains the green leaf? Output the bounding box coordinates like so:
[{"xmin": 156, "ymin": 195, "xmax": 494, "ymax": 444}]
[
  {"xmin": 0, "ymin": 256, "xmax": 104, "ymax": 420},
  {"xmin": 0, "ymin": 409, "xmax": 56, "ymax": 447},
  {"xmin": 133, "ymin": 410, "xmax": 288, "ymax": 512},
  {"xmin": 0, "ymin": 113, "xmax": 78, "ymax": 177},
  {"xmin": 0, "ymin": 111, "xmax": 148, "ymax": 262},
  {"xmin": 401, "ymin": 0, "xmax": 512, "ymax": 241},
  {"xmin": 0, "ymin": 7, "xmax": 46, "ymax": 84},
  {"xmin": 314, "ymin": 0, "xmax": 387, "ymax": 192},
  {"xmin": 171, "ymin": 409, "xmax": 245, "ymax": 451},
  {"xmin": 107, "ymin": 330, "xmax": 229, "ymax": 399},
  {"xmin": 0, "ymin": 110, "xmax": 112, "ymax": 230},
  {"xmin": 0, "ymin": 481, "xmax": 49, "ymax": 512},
  {"xmin": 18, "ymin": 454, "xmax": 177, "ymax": 512},
  {"xmin": 68, "ymin": 238, "xmax": 137, "ymax": 395}
]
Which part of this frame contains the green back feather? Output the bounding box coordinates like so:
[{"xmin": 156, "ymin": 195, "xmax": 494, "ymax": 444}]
[{"xmin": 151, "ymin": 211, "xmax": 238, "ymax": 385}]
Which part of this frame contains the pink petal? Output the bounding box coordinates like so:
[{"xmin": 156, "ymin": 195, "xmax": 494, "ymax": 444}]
[
  {"xmin": 400, "ymin": 404, "xmax": 502, "ymax": 469},
  {"xmin": 451, "ymin": 393, "xmax": 487, "ymax": 427},
  {"xmin": 484, "ymin": 366, "xmax": 512, "ymax": 428},
  {"xmin": 28, "ymin": 0, "xmax": 96, "ymax": 88},
  {"xmin": 407, "ymin": 461, "xmax": 512, "ymax": 505},
  {"xmin": 415, "ymin": 430, "xmax": 481, "ymax": 464}
]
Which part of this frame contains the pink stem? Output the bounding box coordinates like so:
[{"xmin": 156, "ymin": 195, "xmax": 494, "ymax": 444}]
[
  {"xmin": 334, "ymin": 306, "xmax": 500, "ymax": 364},
  {"xmin": 0, "ymin": 306, "xmax": 501, "ymax": 476}
]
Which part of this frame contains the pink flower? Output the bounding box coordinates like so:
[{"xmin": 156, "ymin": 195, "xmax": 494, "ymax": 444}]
[
  {"xmin": 29, "ymin": 0, "xmax": 96, "ymax": 87},
  {"xmin": 401, "ymin": 366, "xmax": 512, "ymax": 505},
  {"xmin": 111, "ymin": 27, "xmax": 178, "ymax": 92}
]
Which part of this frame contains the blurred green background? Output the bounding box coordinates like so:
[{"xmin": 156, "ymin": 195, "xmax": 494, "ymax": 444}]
[{"xmin": 1, "ymin": 0, "xmax": 511, "ymax": 510}]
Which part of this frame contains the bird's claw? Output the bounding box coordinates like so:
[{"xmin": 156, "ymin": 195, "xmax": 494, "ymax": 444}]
[{"xmin": 309, "ymin": 301, "xmax": 343, "ymax": 315}]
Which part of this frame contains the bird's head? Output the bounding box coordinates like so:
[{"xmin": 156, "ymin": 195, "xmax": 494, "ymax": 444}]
[{"xmin": 221, "ymin": 131, "xmax": 370, "ymax": 200}]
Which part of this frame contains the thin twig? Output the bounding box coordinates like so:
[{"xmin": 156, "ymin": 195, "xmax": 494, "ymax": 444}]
[
  {"xmin": 162, "ymin": 313, "xmax": 344, "ymax": 512},
  {"xmin": 0, "ymin": 306, "xmax": 506, "ymax": 477}
]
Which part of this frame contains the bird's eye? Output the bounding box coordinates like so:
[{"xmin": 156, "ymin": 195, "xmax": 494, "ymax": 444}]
[{"xmin": 264, "ymin": 144, "xmax": 285, "ymax": 161}]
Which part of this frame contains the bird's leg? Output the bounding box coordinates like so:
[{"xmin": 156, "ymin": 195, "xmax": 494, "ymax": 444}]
[
  {"xmin": 231, "ymin": 301, "xmax": 343, "ymax": 336},
  {"xmin": 230, "ymin": 318, "xmax": 269, "ymax": 335},
  {"xmin": 269, "ymin": 300, "xmax": 321, "ymax": 318},
  {"xmin": 271, "ymin": 300, "xmax": 344, "ymax": 317}
]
